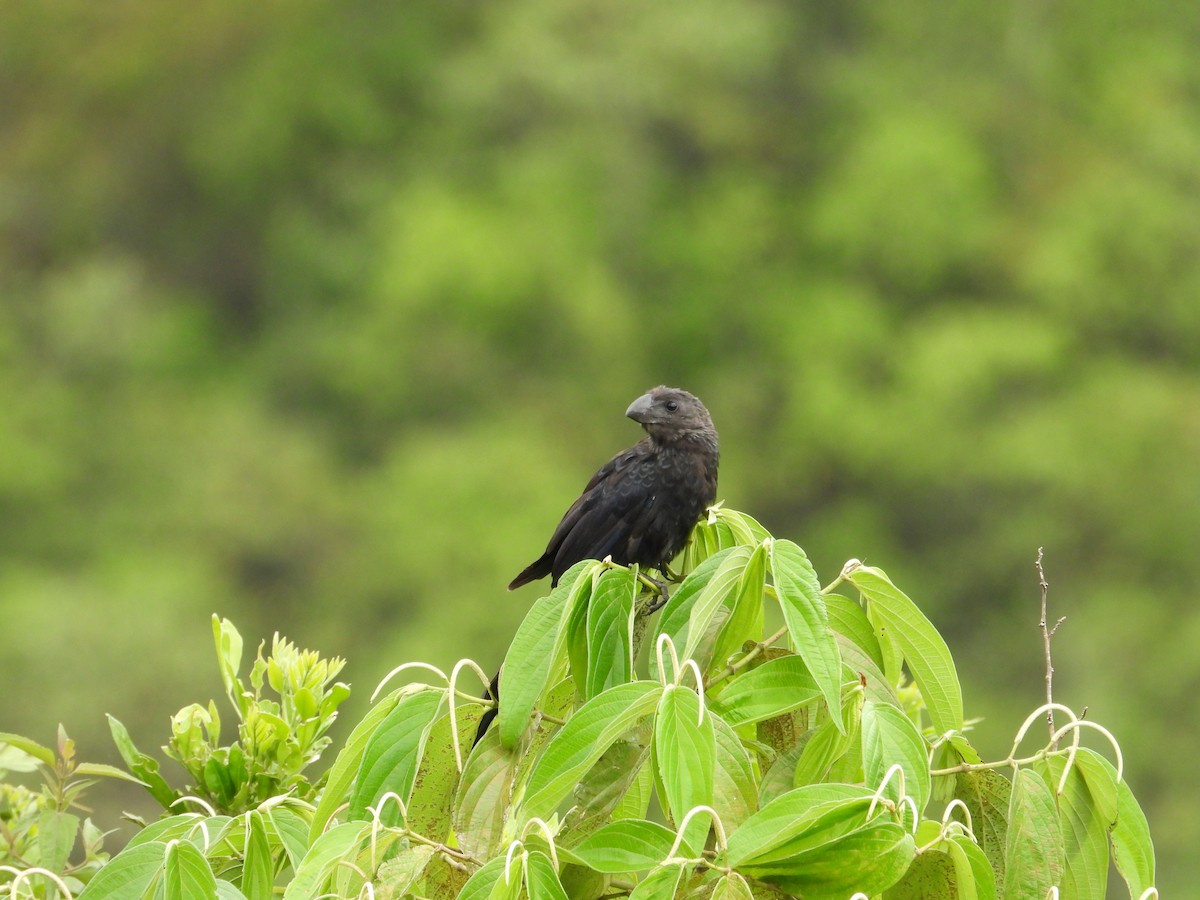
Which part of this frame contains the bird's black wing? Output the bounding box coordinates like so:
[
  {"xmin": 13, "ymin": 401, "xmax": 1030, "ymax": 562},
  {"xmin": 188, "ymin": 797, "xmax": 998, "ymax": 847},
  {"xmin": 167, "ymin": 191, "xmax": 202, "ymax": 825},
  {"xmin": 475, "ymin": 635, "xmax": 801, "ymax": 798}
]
[{"xmin": 508, "ymin": 439, "xmax": 658, "ymax": 589}]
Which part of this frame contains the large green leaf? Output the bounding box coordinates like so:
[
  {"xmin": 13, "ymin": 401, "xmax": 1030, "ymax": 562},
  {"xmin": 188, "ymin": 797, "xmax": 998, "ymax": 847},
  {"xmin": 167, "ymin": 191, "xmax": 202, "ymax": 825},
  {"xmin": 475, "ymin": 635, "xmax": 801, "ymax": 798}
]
[
  {"xmin": 711, "ymin": 712, "xmax": 757, "ymax": 832},
  {"xmin": 454, "ymin": 726, "xmax": 519, "ymax": 859},
  {"xmin": 498, "ymin": 563, "xmax": 592, "ymax": 747},
  {"xmin": 282, "ymin": 822, "xmax": 369, "ymax": 900},
  {"xmin": 707, "ymin": 542, "xmax": 767, "ymax": 679},
  {"xmin": 407, "ymin": 707, "xmax": 480, "ymax": 842},
  {"xmin": 770, "ymin": 540, "xmax": 843, "ymax": 726},
  {"xmin": 521, "ymin": 681, "xmax": 662, "ymax": 820},
  {"xmin": 652, "ymin": 548, "xmax": 741, "ymax": 679},
  {"xmin": 849, "ymin": 565, "xmax": 963, "ymax": 735},
  {"xmin": 1003, "ymin": 767, "xmax": 1064, "ymax": 900},
  {"xmin": 525, "ymin": 849, "xmax": 569, "ymax": 900},
  {"xmin": 861, "ymin": 698, "xmax": 931, "ymax": 816},
  {"xmin": 562, "ymin": 724, "xmax": 652, "ymax": 839},
  {"xmin": 1080, "ymin": 751, "xmax": 1155, "ymax": 897},
  {"xmin": 654, "ymin": 686, "xmax": 715, "ymax": 850},
  {"xmin": 309, "ymin": 685, "xmax": 406, "ymax": 841},
  {"xmin": 76, "ymin": 841, "xmax": 166, "ymax": 900},
  {"xmin": 708, "ymin": 654, "xmax": 822, "ymax": 727},
  {"xmin": 562, "ymin": 819, "xmax": 683, "ymax": 874},
  {"xmin": 240, "ymin": 810, "xmax": 275, "ymax": 900},
  {"xmin": 629, "ymin": 863, "xmax": 685, "ymax": 900},
  {"xmin": 162, "ymin": 838, "xmax": 218, "ymax": 900},
  {"xmin": 825, "ymin": 594, "xmax": 885, "ymax": 671},
  {"xmin": 585, "ymin": 566, "xmax": 638, "ymax": 699},
  {"xmin": 36, "ymin": 810, "xmax": 79, "ymax": 874},
  {"xmin": 348, "ymin": 687, "xmax": 445, "ymax": 820},
  {"xmin": 955, "ymin": 768, "xmax": 1011, "ymax": 893},
  {"xmin": 105, "ymin": 716, "xmax": 180, "ymax": 809},
  {"xmin": 725, "ymin": 784, "xmax": 874, "ymax": 866},
  {"xmin": 1036, "ymin": 754, "xmax": 1111, "ymax": 900},
  {"xmin": 456, "ymin": 855, "xmax": 514, "ymax": 900}
]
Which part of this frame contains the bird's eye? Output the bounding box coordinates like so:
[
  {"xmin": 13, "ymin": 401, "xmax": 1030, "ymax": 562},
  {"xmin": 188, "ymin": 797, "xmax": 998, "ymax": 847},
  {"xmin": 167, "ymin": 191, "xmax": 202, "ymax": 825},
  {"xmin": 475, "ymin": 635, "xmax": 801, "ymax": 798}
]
[{"xmin": 665, "ymin": 400, "xmax": 679, "ymax": 412}]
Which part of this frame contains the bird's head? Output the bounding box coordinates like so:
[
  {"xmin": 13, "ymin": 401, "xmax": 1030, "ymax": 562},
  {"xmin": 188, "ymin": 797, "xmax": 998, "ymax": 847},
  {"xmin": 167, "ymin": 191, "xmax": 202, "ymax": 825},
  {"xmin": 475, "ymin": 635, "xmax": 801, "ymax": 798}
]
[{"xmin": 625, "ymin": 386, "xmax": 717, "ymax": 446}]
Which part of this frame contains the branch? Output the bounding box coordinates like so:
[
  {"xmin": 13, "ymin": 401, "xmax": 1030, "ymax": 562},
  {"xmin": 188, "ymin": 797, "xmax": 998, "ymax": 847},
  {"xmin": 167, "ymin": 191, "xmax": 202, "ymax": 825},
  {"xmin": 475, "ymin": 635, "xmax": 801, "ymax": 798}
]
[
  {"xmin": 704, "ymin": 625, "xmax": 789, "ymax": 690},
  {"xmin": 1037, "ymin": 548, "xmax": 1066, "ymax": 745}
]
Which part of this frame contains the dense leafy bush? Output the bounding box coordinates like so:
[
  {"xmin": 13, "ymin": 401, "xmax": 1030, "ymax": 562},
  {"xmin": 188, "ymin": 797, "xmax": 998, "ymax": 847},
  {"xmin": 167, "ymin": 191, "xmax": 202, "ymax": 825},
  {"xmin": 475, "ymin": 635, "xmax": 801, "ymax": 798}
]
[{"xmin": 1, "ymin": 508, "xmax": 1154, "ymax": 898}]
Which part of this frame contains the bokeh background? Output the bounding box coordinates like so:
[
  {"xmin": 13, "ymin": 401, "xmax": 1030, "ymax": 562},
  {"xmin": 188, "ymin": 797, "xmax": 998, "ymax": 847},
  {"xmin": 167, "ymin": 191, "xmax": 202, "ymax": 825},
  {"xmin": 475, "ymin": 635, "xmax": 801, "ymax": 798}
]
[{"xmin": 2, "ymin": 0, "xmax": 1197, "ymax": 893}]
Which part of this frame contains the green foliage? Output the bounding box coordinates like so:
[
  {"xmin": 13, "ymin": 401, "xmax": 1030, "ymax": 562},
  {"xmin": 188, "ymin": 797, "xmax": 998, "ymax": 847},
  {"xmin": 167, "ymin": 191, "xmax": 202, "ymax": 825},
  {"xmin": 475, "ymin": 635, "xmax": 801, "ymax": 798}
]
[{"xmin": 0, "ymin": 510, "xmax": 1157, "ymax": 897}]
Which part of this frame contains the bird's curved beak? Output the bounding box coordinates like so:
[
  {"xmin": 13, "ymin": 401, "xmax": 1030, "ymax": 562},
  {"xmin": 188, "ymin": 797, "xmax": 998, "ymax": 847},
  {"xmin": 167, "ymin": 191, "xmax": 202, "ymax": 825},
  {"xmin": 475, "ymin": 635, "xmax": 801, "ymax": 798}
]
[{"xmin": 625, "ymin": 392, "xmax": 654, "ymax": 424}]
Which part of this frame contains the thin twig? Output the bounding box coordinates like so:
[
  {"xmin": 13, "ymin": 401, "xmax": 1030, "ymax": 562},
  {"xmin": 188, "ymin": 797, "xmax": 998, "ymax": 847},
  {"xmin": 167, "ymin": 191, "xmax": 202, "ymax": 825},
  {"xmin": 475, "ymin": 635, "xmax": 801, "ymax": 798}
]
[
  {"xmin": 1036, "ymin": 548, "xmax": 1065, "ymax": 746},
  {"xmin": 704, "ymin": 625, "xmax": 789, "ymax": 690}
]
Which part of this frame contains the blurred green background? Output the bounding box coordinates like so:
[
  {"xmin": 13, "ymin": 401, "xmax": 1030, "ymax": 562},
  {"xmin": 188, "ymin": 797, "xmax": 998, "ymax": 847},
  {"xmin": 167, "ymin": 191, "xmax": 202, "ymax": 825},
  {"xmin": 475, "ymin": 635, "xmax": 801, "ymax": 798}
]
[{"xmin": 2, "ymin": 0, "xmax": 1197, "ymax": 893}]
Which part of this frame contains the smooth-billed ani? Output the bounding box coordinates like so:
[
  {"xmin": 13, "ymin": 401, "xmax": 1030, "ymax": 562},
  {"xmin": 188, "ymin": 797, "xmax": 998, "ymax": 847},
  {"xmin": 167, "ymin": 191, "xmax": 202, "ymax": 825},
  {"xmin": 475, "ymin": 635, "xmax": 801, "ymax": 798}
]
[{"xmin": 477, "ymin": 386, "xmax": 719, "ymax": 742}]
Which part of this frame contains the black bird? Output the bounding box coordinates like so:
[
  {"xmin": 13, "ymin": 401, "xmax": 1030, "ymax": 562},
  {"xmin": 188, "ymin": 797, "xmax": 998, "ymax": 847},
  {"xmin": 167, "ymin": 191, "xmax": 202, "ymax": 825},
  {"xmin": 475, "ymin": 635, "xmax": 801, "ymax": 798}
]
[
  {"xmin": 509, "ymin": 385, "xmax": 720, "ymax": 590},
  {"xmin": 477, "ymin": 387, "xmax": 719, "ymax": 743}
]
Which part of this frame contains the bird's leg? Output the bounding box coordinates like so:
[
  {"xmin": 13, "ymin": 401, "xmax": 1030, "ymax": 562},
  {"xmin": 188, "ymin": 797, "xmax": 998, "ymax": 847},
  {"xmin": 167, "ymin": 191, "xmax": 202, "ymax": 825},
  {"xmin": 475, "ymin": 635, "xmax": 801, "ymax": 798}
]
[
  {"xmin": 660, "ymin": 562, "xmax": 684, "ymax": 582},
  {"xmin": 636, "ymin": 571, "xmax": 671, "ymax": 613}
]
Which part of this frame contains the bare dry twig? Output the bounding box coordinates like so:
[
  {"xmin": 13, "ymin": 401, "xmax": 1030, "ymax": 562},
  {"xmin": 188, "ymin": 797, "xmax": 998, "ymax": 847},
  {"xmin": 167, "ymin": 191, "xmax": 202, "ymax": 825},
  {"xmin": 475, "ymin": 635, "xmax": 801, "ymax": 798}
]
[{"xmin": 1037, "ymin": 547, "xmax": 1066, "ymax": 745}]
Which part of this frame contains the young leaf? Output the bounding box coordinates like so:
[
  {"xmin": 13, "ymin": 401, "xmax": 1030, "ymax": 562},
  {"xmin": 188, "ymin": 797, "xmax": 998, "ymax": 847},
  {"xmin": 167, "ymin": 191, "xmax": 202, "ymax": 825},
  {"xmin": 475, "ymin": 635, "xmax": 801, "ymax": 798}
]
[
  {"xmin": 770, "ymin": 540, "xmax": 843, "ymax": 726},
  {"xmin": 848, "ymin": 565, "xmax": 963, "ymax": 735},
  {"xmin": 521, "ymin": 681, "xmax": 662, "ymax": 820},
  {"xmin": 711, "ymin": 872, "xmax": 755, "ymax": 900},
  {"xmin": 163, "ymin": 838, "xmax": 218, "ymax": 900},
  {"xmin": 0, "ymin": 731, "xmax": 56, "ymax": 767},
  {"xmin": 211, "ymin": 615, "xmax": 246, "ymax": 715},
  {"xmin": 708, "ymin": 654, "xmax": 822, "ymax": 727},
  {"xmin": 1003, "ymin": 767, "xmax": 1064, "ymax": 900},
  {"xmin": 348, "ymin": 687, "xmax": 444, "ymax": 820},
  {"xmin": 585, "ymin": 566, "xmax": 638, "ymax": 699},
  {"xmin": 861, "ymin": 698, "xmax": 932, "ymax": 816},
  {"xmin": 654, "ymin": 686, "xmax": 716, "ymax": 849}
]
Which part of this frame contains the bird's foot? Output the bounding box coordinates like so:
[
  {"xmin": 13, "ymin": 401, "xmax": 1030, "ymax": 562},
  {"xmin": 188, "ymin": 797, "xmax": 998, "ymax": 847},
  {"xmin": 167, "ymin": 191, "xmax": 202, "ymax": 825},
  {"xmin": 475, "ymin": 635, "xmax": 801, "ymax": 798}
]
[{"xmin": 640, "ymin": 576, "xmax": 671, "ymax": 613}]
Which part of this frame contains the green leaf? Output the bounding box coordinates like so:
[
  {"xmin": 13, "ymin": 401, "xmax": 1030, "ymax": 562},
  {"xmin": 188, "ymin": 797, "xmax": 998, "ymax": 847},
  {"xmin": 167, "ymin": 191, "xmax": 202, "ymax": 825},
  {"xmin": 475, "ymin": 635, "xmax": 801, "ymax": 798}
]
[
  {"xmin": 308, "ymin": 686, "xmax": 406, "ymax": 841},
  {"xmin": 1079, "ymin": 752, "xmax": 1155, "ymax": 897},
  {"xmin": 241, "ymin": 810, "xmax": 275, "ymax": 900},
  {"xmin": 861, "ymin": 698, "xmax": 932, "ymax": 816},
  {"xmin": 613, "ymin": 758, "xmax": 654, "ymax": 821},
  {"xmin": 37, "ymin": 810, "xmax": 79, "ymax": 874},
  {"xmin": 212, "ymin": 615, "xmax": 246, "ymax": 715},
  {"xmin": 825, "ymin": 593, "xmax": 885, "ymax": 671},
  {"xmin": 654, "ymin": 686, "xmax": 716, "ymax": 849},
  {"xmin": 950, "ymin": 832, "xmax": 998, "ymax": 900},
  {"xmin": 375, "ymin": 845, "xmax": 436, "ymax": 896},
  {"xmin": 882, "ymin": 843, "xmax": 965, "ymax": 900},
  {"xmin": 498, "ymin": 566, "xmax": 587, "ymax": 748},
  {"xmin": 585, "ymin": 566, "xmax": 638, "ymax": 699},
  {"xmin": 562, "ymin": 724, "xmax": 652, "ymax": 839},
  {"xmin": 563, "ymin": 819, "xmax": 683, "ymax": 874},
  {"xmin": 711, "ymin": 712, "xmax": 758, "ymax": 832},
  {"xmin": 725, "ymin": 784, "xmax": 874, "ymax": 866},
  {"xmin": 708, "ymin": 542, "xmax": 767, "ymax": 679},
  {"xmin": 681, "ymin": 545, "xmax": 753, "ymax": 666},
  {"xmin": 629, "ymin": 863, "xmax": 685, "ymax": 900},
  {"xmin": 525, "ymin": 850, "xmax": 569, "ymax": 900},
  {"xmin": 0, "ymin": 731, "xmax": 56, "ymax": 766},
  {"xmin": 76, "ymin": 841, "xmax": 166, "ymax": 900},
  {"xmin": 792, "ymin": 716, "xmax": 855, "ymax": 788},
  {"xmin": 849, "ymin": 565, "xmax": 963, "ymax": 735},
  {"xmin": 282, "ymin": 822, "xmax": 369, "ymax": 900},
  {"xmin": 106, "ymin": 716, "xmax": 179, "ymax": 810},
  {"xmin": 407, "ymin": 706, "xmax": 480, "ymax": 842},
  {"xmin": 163, "ymin": 838, "xmax": 218, "ymax": 900},
  {"xmin": 708, "ymin": 654, "xmax": 822, "ymax": 726},
  {"xmin": 457, "ymin": 856, "xmax": 516, "ymax": 900},
  {"xmin": 955, "ymin": 768, "xmax": 1011, "ymax": 893},
  {"xmin": 742, "ymin": 816, "xmax": 916, "ymax": 897},
  {"xmin": 454, "ymin": 725, "xmax": 519, "ymax": 859},
  {"xmin": 348, "ymin": 686, "xmax": 444, "ymax": 820},
  {"xmin": 521, "ymin": 681, "xmax": 662, "ymax": 820},
  {"xmin": 1035, "ymin": 754, "xmax": 1110, "ymax": 900},
  {"xmin": 216, "ymin": 880, "xmax": 249, "ymax": 900},
  {"xmin": 711, "ymin": 872, "xmax": 755, "ymax": 900},
  {"xmin": 70, "ymin": 764, "xmax": 144, "ymax": 788},
  {"xmin": 770, "ymin": 540, "xmax": 844, "ymax": 727},
  {"xmin": 265, "ymin": 804, "xmax": 310, "ymax": 871},
  {"xmin": 652, "ymin": 548, "xmax": 741, "ymax": 679},
  {"xmin": 1003, "ymin": 767, "xmax": 1064, "ymax": 900}
]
